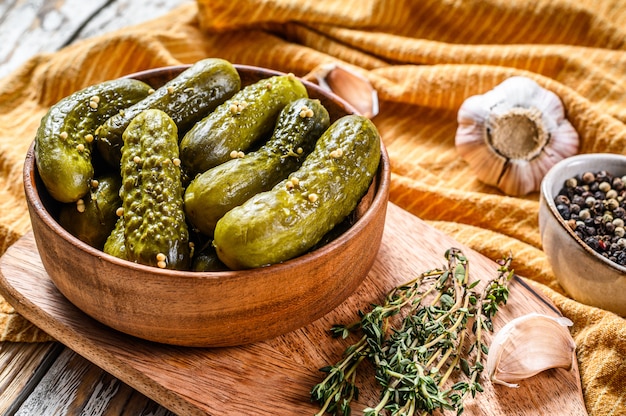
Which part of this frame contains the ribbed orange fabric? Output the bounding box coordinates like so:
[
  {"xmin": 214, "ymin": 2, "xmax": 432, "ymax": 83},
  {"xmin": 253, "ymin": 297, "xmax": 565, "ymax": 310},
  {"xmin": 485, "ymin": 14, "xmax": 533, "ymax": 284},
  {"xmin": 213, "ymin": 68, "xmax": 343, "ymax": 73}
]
[{"xmin": 0, "ymin": 1, "xmax": 624, "ymax": 414}]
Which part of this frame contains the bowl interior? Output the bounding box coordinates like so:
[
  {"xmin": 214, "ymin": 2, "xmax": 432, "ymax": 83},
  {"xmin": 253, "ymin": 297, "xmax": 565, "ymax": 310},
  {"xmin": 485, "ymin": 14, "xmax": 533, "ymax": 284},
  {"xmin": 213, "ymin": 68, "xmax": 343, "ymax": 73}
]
[
  {"xmin": 542, "ymin": 153, "xmax": 626, "ymax": 273},
  {"xmin": 26, "ymin": 147, "xmax": 388, "ymax": 279},
  {"xmin": 24, "ymin": 64, "xmax": 391, "ymax": 346},
  {"xmin": 26, "ymin": 63, "xmax": 388, "ymax": 279}
]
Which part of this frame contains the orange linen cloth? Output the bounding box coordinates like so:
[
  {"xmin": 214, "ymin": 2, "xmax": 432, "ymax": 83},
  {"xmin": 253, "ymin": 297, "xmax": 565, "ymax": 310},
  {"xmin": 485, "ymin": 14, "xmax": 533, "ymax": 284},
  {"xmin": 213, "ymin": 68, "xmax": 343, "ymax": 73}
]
[{"xmin": 0, "ymin": 0, "xmax": 625, "ymax": 414}]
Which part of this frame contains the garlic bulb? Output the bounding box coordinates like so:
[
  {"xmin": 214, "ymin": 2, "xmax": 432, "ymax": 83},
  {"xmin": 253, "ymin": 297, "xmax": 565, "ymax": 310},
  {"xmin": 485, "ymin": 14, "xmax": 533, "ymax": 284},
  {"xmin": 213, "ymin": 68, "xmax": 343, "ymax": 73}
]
[
  {"xmin": 455, "ymin": 76, "xmax": 579, "ymax": 196},
  {"xmin": 486, "ymin": 312, "xmax": 577, "ymax": 388},
  {"xmin": 306, "ymin": 63, "xmax": 379, "ymax": 118}
]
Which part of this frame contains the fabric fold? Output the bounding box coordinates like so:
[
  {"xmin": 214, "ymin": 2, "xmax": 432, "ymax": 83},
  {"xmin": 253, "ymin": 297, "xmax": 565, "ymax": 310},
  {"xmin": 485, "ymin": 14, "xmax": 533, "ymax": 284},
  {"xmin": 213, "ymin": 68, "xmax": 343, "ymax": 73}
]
[{"xmin": 0, "ymin": 0, "xmax": 624, "ymax": 414}]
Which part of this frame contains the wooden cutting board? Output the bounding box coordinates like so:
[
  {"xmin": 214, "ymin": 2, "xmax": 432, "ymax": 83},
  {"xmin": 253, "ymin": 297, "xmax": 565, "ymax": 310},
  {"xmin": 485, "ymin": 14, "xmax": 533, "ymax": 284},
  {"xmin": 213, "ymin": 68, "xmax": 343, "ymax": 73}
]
[{"xmin": 0, "ymin": 202, "xmax": 588, "ymax": 416}]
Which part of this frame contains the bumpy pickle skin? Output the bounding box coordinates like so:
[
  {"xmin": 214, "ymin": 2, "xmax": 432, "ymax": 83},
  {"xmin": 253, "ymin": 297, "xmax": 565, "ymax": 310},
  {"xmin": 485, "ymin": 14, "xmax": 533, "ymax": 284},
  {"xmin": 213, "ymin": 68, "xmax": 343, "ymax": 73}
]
[
  {"xmin": 184, "ymin": 98, "xmax": 330, "ymax": 236},
  {"xmin": 120, "ymin": 109, "xmax": 190, "ymax": 270},
  {"xmin": 179, "ymin": 73, "xmax": 308, "ymax": 176},
  {"xmin": 58, "ymin": 174, "xmax": 122, "ymax": 250},
  {"xmin": 35, "ymin": 78, "xmax": 152, "ymax": 203},
  {"xmin": 213, "ymin": 115, "xmax": 381, "ymax": 270},
  {"xmin": 97, "ymin": 58, "xmax": 241, "ymax": 167},
  {"xmin": 103, "ymin": 217, "xmax": 127, "ymax": 260}
]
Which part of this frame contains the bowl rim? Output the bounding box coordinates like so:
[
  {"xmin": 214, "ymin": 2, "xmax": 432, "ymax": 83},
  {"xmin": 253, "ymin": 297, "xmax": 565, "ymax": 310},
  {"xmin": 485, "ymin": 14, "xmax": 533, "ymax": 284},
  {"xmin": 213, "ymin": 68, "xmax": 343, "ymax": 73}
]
[
  {"xmin": 541, "ymin": 152, "xmax": 626, "ymax": 274},
  {"xmin": 24, "ymin": 64, "xmax": 391, "ymax": 280},
  {"xmin": 124, "ymin": 63, "xmax": 359, "ymax": 121}
]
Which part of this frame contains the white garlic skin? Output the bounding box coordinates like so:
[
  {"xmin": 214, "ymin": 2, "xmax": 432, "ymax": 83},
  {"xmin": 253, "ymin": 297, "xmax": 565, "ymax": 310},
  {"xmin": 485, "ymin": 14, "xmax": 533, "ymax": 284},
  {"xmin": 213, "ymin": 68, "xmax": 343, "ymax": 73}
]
[
  {"xmin": 487, "ymin": 312, "xmax": 577, "ymax": 388},
  {"xmin": 455, "ymin": 76, "xmax": 579, "ymax": 196}
]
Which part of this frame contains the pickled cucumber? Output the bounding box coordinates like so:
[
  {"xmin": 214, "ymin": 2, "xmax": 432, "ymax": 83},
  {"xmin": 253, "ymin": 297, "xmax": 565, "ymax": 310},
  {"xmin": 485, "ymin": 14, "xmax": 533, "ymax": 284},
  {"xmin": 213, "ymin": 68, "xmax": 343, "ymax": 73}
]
[
  {"xmin": 58, "ymin": 174, "xmax": 122, "ymax": 249},
  {"xmin": 213, "ymin": 115, "xmax": 381, "ymax": 269},
  {"xmin": 35, "ymin": 78, "xmax": 152, "ymax": 203},
  {"xmin": 97, "ymin": 58, "xmax": 241, "ymax": 166},
  {"xmin": 184, "ymin": 98, "xmax": 330, "ymax": 236},
  {"xmin": 120, "ymin": 109, "xmax": 190, "ymax": 270},
  {"xmin": 103, "ymin": 217, "xmax": 127, "ymax": 260},
  {"xmin": 192, "ymin": 244, "xmax": 229, "ymax": 272},
  {"xmin": 179, "ymin": 73, "xmax": 308, "ymax": 176}
]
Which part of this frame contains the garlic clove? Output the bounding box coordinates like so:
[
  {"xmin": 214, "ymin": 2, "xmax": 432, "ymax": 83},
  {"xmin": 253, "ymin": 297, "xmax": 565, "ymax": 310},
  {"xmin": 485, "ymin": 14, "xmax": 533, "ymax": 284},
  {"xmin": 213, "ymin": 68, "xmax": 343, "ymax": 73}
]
[
  {"xmin": 306, "ymin": 63, "xmax": 379, "ymax": 118},
  {"xmin": 498, "ymin": 159, "xmax": 534, "ymax": 197},
  {"xmin": 455, "ymin": 76, "xmax": 579, "ymax": 196},
  {"xmin": 548, "ymin": 121, "xmax": 580, "ymax": 158},
  {"xmin": 487, "ymin": 312, "xmax": 577, "ymax": 388},
  {"xmin": 455, "ymin": 129, "xmax": 507, "ymax": 188},
  {"xmin": 498, "ymin": 151, "xmax": 558, "ymax": 196}
]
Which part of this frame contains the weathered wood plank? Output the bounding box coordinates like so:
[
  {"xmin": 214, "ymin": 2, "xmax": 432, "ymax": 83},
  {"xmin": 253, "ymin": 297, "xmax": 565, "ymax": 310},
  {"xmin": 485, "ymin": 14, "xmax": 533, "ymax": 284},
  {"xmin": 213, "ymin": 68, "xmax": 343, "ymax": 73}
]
[
  {"xmin": 77, "ymin": 0, "xmax": 194, "ymax": 41},
  {"xmin": 0, "ymin": 0, "xmax": 193, "ymax": 79},
  {"xmin": 12, "ymin": 348, "xmax": 175, "ymax": 415},
  {"xmin": 0, "ymin": 341, "xmax": 62, "ymax": 415},
  {"xmin": 0, "ymin": 0, "xmax": 109, "ymax": 78},
  {"xmin": 14, "ymin": 347, "xmax": 102, "ymax": 415},
  {"xmin": 0, "ymin": 1, "xmax": 193, "ymax": 414}
]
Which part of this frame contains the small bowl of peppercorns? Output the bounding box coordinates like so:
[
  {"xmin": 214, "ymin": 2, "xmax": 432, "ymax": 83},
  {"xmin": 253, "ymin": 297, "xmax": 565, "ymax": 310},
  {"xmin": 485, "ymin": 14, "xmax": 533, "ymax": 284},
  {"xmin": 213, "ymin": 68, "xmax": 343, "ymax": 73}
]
[{"xmin": 539, "ymin": 153, "xmax": 626, "ymax": 317}]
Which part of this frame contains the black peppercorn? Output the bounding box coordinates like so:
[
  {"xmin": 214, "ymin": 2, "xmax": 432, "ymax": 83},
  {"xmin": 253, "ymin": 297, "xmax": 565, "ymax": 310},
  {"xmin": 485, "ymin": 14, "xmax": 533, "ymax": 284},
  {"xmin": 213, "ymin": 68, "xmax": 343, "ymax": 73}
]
[
  {"xmin": 596, "ymin": 170, "xmax": 610, "ymax": 183},
  {"xmin": 555, "ymin": 169, "xmax": 626, "ymax": 266},
  {"xmin": 556, "ymin": 204, "xmax": 570, "ymax": 219},
  {"xmin": 605, "ymin": 222, "xmax": 616, "ymax": 234},
  {"xmin": 572, "ymin": 195, "xmax": 585, "ymax": 206},
  {"xmin": 584, "ymin": 236, "xmax": 600, "ymax": 250}
]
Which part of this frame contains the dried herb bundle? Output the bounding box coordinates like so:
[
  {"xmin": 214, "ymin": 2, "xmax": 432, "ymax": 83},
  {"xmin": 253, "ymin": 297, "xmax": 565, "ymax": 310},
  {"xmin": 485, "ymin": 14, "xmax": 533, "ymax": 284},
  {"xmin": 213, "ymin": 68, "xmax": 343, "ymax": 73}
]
[{"xmin": 311, "ymin": 248, "xmax": 513, "ymax": 416}]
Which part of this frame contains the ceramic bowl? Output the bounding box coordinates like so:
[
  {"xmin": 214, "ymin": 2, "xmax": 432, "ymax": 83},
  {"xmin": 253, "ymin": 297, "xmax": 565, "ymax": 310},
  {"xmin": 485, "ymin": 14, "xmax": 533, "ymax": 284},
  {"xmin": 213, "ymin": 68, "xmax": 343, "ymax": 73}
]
[
  {"xmin": 24, "ymin": 64, "xmax": 391, "ymax": 346},
  {"xmin": 539, "ymin": 153, "xmax": 626, "ymax": 316}
]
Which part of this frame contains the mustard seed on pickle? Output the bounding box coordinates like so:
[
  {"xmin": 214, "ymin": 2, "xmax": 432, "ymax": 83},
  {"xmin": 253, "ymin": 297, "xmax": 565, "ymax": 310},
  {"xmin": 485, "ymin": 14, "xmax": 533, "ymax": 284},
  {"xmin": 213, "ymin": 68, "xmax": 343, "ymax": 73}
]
[{"xmin": 555, "ymin": 170, "xmax": 626, "ymax": 266}]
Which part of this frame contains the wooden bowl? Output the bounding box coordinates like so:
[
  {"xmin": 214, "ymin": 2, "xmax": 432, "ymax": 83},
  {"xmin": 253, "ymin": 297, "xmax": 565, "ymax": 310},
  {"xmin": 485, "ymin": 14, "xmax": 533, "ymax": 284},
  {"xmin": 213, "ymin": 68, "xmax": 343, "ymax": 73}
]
[
  {"xmin": 539, "ymin": 153, "xmax": 626, "ymax": 317},
  {"xmin": 23, "ymin": 64, "xmax": 391, "ymax": 347}
]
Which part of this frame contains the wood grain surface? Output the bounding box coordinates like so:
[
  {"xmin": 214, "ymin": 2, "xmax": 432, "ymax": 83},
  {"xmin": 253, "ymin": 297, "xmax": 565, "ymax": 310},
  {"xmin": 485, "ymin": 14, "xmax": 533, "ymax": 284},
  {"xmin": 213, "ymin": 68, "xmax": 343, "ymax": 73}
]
[
  {"xmin": 0, "ymin": 341, "xmax": 61, "ymax": 415},
  {"xmin": 12, "ymin": 347, "xmax": 175, "ymax": 416},
  {"xmin": 0, "ymin": 0, "xmax": 192, "ymax": 79},
  {"xmin": 0, "ymin": 202, "xmax": 588, "ymax": 416},
  {"xmin": 0, "ymin": 1, "xmax": 190, "ymax": 411}
]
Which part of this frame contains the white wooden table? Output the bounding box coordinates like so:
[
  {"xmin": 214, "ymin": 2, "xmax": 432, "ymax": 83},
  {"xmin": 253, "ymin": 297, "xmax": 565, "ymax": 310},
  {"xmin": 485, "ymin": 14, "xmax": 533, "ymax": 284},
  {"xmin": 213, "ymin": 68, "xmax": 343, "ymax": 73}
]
[{"xmin": 0, "ymin": 1, "xmax": 191, "ymax": 414}]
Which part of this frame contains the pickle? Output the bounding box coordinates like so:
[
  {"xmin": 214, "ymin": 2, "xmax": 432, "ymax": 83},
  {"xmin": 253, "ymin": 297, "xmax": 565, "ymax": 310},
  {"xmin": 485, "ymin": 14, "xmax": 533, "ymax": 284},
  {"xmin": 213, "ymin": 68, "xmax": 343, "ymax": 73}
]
[
  {"xmin": 58, "ymin": 174, "xmax": 122, "ymax": 249},
  {"xmin": 192, "ymin": 244, "xmax": 229, "ymax": 272},
  {"xmin": 103, "ymin": 217, "xmax": 127, "ymax": 260},
  {"xmin": 35, "ymin": 78, "xmax": 152, "ymax": 203},
  {"xmin": 120, "ymin": 109, "xmax": 190, "ymax": 270},
  {"xmin": 213, "ymin": 115, "xmax": 381, "ymax": 269},
  {"xmin": 179, "ymin": 73, "xmax": 308, "ymax": 176},
  {"xmin": 184, "ymin": 98, "xmax": 330, "ymax": 236},
  {"xmin": 97, "ymin": 58, "xmax": 241, "ymax": 166}
]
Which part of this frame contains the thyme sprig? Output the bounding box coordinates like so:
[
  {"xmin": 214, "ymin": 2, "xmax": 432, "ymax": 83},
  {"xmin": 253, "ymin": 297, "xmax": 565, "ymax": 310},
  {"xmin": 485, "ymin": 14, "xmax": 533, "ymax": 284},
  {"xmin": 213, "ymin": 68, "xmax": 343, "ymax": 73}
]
[{"xmin": 311, "ymin": 248, "xmax": 514, "ymax": 416}]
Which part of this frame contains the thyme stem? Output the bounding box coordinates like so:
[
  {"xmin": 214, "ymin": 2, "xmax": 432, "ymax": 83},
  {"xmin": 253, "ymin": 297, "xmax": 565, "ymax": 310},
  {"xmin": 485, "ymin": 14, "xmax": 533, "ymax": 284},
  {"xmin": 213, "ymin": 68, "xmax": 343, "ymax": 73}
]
[{"xmin": 311, "ymin": 248, "xmax": 513, "ymax": 416}]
